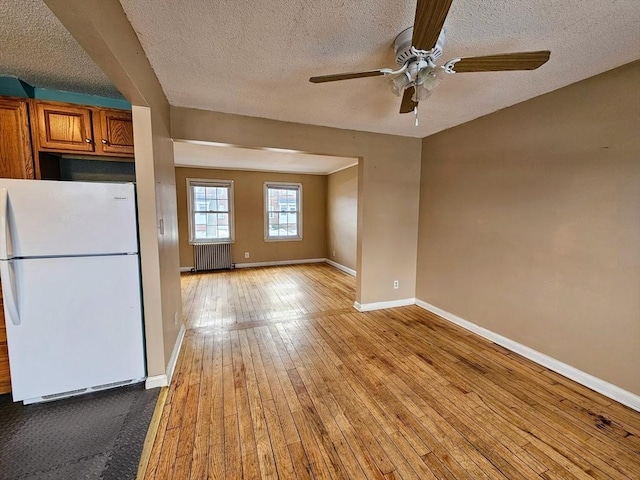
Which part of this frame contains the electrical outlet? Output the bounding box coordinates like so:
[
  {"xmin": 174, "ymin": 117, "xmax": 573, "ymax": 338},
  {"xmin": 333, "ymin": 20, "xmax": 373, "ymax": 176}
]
[
  {"xmin": 333, "ymin": 250, "xmax": 336, "ymax": 257},
  {"xmin": 393, "ymin": 280, "xmax": 399, "ymax": 289},
  {"xmin": 244, "ymin": 252, "xmax": 250, "ymax": 258},
  {"xmin": 174, "ymin": 311, "xmax": 179, "ymax": 326}
]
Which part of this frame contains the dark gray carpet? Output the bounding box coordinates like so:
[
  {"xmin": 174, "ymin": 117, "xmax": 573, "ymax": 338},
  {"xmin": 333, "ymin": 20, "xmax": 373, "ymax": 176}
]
[{"xmin": 0, "ymin": 383, "xmax": 159, "ymax": 480}]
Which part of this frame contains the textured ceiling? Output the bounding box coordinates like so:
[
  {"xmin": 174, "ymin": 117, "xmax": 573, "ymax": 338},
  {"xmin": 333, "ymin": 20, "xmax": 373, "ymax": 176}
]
[
  {"xmin": 2, "ymin": 1, "xmax": 637, "ymax": 137},
  {"xmin": 120, "ymin": 0, "xmax": 640, "ymax": 138},
  {"xmin": 0, "ymin": 0, "xmax": 122, "ymax": 98},
  {"xmin": 174, "ymin": 141, "xmax": 357, "ymax": 175}
]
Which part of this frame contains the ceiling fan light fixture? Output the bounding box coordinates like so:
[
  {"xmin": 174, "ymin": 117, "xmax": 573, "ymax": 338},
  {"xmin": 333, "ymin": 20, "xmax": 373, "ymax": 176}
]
[
  {"xmin": 391, "ymin": 72, "xmax": 412, "ymax": 96},
  {"xmin": 417, "ymin": 66, "xmax": 443, "ymax": 87},
  {"xmin": 412, "ymin": 84, "xmax": 434, "ymax": 102}
]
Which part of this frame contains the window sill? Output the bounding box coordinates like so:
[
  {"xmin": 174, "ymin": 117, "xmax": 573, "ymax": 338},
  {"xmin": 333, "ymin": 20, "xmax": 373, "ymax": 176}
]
[{"xmin": 264, "ymin": 237, "xmax": 303, "ymax": 243}]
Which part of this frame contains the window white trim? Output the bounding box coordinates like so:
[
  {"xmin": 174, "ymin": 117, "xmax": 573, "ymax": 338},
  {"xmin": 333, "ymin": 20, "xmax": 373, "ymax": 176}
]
[
  {"xmin": 187, "ymin": 178, "xmax": 235, "ymax": 244},
  {"xmin": 264, "ymin": 182, "xmax": 303, "ymax": 242}
]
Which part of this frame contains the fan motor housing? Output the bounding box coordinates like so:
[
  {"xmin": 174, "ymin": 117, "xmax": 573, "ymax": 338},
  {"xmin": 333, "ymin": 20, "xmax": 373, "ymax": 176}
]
[{"xmin": 394, "ymin": 27, "xmax": 445, "ymax": 66}]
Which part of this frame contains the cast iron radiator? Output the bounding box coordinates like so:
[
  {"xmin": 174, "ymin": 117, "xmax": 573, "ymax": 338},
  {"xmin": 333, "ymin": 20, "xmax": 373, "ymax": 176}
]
[{"xmin": 193, "ymin": 243, "xmax": 232, "ymax": 272}]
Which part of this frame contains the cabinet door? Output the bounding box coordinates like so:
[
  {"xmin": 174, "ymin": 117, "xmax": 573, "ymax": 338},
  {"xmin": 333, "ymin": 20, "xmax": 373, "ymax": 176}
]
[
  {"xmin": 35, "ymin": 102, "xmax": 94, "ymax": 152},
  {"xmin": 97, "ymin": 109, "xmax": 134, "ymax": 156},
  {"xmin": 0, "ymin": 98, "xmax": 35, "ymax": 179}
]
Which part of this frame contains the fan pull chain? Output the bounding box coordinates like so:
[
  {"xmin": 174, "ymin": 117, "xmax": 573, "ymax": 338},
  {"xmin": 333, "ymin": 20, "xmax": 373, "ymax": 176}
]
[{"xmin": 414, "ymin": 104, "xmax": 419, "ymax": 126}]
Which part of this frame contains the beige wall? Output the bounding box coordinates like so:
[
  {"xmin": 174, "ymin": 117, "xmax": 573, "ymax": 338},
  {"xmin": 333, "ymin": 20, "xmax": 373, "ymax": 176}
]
[
  {"xmin": 327, "ymin": 166, "xmax": 358, "ymax": 272},
  {"xmin": 47, "ymin": 0, "xmax": 183, "ymax": 378},
  {"xmin": 417, "ymin": 61, "xmax": 640, "ymax": 394},
  {"xmin": 134, "ymin": 107, "xmax": 182, "ymax": 374},
  {"xmin": 175, "ymin": 167, "xmax": 327, "ymax": 267},
  {"xmin": 171, "ymin": 108, "xmax": 422, "ymax": 305}
]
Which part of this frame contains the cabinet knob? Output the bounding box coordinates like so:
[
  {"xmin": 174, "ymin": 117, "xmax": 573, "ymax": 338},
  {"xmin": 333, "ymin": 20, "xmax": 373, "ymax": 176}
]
[
  {"xmin": 85, "ymin": 138, "xmax": 92, "ymax": 143},
  {"xmin": 101, "ymin": 139, "xmax": 108, "ymax": 144}
]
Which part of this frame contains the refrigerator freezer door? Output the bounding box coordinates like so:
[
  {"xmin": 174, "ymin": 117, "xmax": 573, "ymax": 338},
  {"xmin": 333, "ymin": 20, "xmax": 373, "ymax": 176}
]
[
  {"xmin": 0, "ymin": 179, "xmax": 138, "ymax": 258},
  {"xmin": 3, "ymin": 254, "xmax": 145, "ymax": 402}
]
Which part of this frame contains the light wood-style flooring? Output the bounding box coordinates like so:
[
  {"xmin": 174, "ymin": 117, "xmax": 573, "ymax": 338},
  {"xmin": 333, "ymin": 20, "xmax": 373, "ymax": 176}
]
[{"xmin": 143, "ymin": 263, "xmax": 640, "ymax": 479}]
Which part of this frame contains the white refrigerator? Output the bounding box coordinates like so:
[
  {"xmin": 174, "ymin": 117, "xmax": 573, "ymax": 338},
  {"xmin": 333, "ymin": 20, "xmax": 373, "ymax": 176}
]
[{"xmin": 0, "ymin": 179, "xmax": 146, "ymax": 404}]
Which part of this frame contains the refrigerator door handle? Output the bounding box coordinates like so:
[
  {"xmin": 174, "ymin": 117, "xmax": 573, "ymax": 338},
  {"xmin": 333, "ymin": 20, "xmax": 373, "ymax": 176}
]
[
  {"xmin": 0, "ymin": 187, "xmax": 8, "ymax": 260},
  {"xmin": 0, "ymin": 188, "xmax": 20, "ymax": 325},
  {"xmin": 0, "ymin": 260, "xmax": 20, "ymax": 325}
]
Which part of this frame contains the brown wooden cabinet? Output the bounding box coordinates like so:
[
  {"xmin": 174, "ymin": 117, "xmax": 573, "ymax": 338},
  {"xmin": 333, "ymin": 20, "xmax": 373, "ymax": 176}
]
[
  {"xmin": 0, "ymin": 97, "xmax": 35, "ymax": 179},
  {"xmin": 97, "ymin": 108, "xmax": 134, "ymax": 156},
  {"xmin": 34, "ymin": 101, "xmax": 95, "ymax": 153},
  {"xmin": 32, "ymin": 100, "xmax": 134, "ymax": 158}
]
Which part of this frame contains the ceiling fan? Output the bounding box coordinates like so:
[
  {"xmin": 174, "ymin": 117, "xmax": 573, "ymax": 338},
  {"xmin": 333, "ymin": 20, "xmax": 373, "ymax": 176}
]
[{"xmin": 309, "ymin": 0, "xmax": 550, "ymax": 120}]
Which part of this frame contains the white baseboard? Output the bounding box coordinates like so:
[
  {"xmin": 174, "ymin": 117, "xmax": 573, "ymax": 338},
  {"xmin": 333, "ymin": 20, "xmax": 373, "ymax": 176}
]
[
  {"xmin": 325, "ymin": 259, "xmax": 356, "ymax": 276},
  {"xmin": 165, "ymin": 323, "xmax": 186, "ymax": 385},
  {"xmin": 145, "ymin": 374, "xmax": 168, "ymax": 389},
  {"xmin": 235, "ymin": 258, "xmax": 326, "ymax": 269},
  {"xmin": 354, "ymin": 298, "xmax": 416, "ymax": 312},
  {"xmin": 415, "ymin": 299, "xmax": 640, "ymax": 412},
  {"xmin": 145, "ymin": 323, "xmax": 186, "ymax": 390},
  {"xmin": 184, "ymin": 259, "xmax": 356, "ymax": 276}
]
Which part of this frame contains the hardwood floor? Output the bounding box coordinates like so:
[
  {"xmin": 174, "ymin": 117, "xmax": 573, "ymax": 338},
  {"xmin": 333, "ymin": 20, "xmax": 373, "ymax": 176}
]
[{"xmin": 143, "ymin": 263, "xmax": 640, "ymax": 479}]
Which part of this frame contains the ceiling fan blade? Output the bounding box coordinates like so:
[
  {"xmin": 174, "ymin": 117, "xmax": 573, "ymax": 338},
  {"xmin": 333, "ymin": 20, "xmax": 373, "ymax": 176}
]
[
  {"xmin": 309, "ymin": 69, "xmax": 386, "ymax": 83},
  {"xmin": 412, "ymin": 0, "xmax": 454, "ymax": 50},
  {"xmin": 450, "ymin": 51, "xmax": 551, "ymax": 72},
  {"xmin": 400, "ymin": 87, "xmax": 417, "ymax": 114}
]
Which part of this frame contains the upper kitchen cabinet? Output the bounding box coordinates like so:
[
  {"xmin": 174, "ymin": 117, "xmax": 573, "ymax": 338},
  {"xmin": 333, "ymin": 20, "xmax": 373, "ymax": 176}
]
[
  {"xmin": 32, "ymin": 100, "xmax": 134, "ymax": 158},
  {"xmin": 0, "ymin": 97, "xmax": 35, "ymax": 179},
  {"xmin": 97, "ymin": 109, "xmax": 134, "ymax": 156},
  {"xmin": 34, "ymin": 101, "xmax": 95, "ymax": 153}
]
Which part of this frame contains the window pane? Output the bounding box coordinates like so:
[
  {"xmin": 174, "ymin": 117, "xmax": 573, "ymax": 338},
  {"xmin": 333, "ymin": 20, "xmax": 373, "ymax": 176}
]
[
  {"xmin": 218, "ymin": 225, "xmax": 229, "ymax": 238},
  {"xmin": 217, "ymin": 213, "xmax": 229, "ymax": 229},
  {"xmin": 205, "ymin": 213, "xmax": 218, "ymax": 239},
  {"xmin": 192, "ymin": 186, "xmax": 231, "ymax": 212},
  {"xmin": 269, "ymin": 189, "xmax": 298, "ymax": 237},
  {"xmin": 193, "ymin": 186, "xmax": 206, "ymax": 212},
  {"xmin": 207, "ymin": 199, "xmax": 217, "ymax": 211},
  {"xmin": 204, "ymin": 187, "xmax": 215, "ymax": 205},
  {"xmin": 266, "ymin": 185, "xmax": 301, "ymax": 239},
  {"xmin": 193, "ymin": 212, "xmax": 206, "ymax": 239},
  {"xmin": 268, "ymin": 215, "xmax": 281, "ymax": 236},
  {"xmin": 190, "ymin": 180, "xmax": 234, "ymax": 242}
]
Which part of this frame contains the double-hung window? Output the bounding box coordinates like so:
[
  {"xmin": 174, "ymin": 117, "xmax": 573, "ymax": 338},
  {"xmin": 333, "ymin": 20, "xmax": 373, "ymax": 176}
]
[
  {"xmin": 187, "ymin": 178, "xmax": 234, "ymax": 244},
  {"xmin": 264, "ymin": 182, "xmax": 302, "ymax": 241}
]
